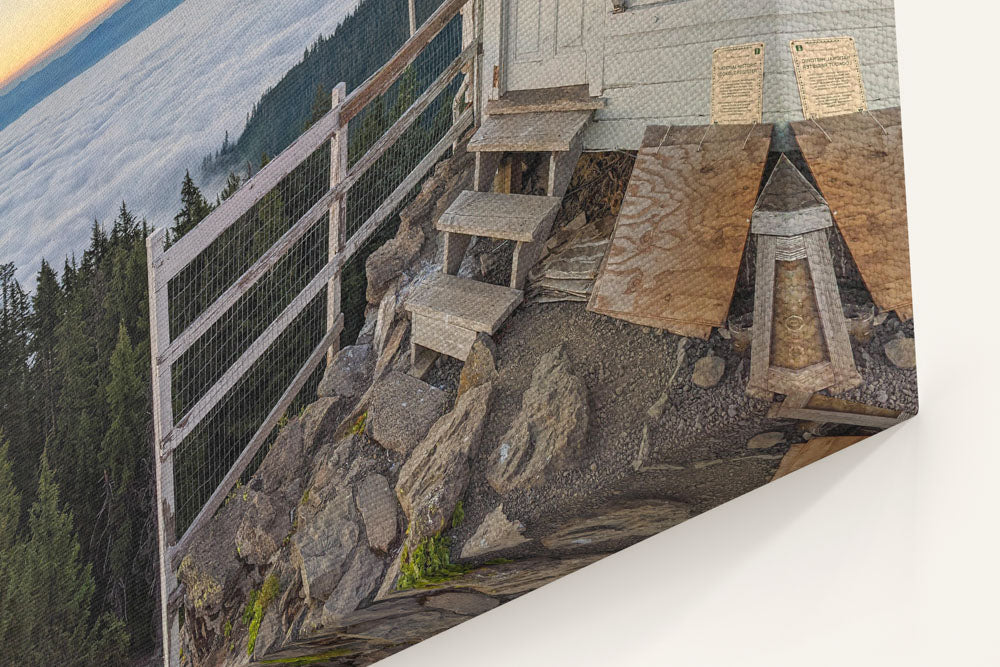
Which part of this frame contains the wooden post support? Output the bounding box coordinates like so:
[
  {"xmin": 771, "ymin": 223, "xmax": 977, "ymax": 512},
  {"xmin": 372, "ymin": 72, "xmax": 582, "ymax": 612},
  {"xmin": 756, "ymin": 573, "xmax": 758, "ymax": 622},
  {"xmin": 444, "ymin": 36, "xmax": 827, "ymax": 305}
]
[
  {"xmin": 472, "ymin": 0, "xmax": 484, "ymax": 127},
  {"xmin": 146, "ymin": 229, "xmax": 180, "ymax": 667},
  {"xmin": 328, "ymin": 82, "xmax": 348, "ymax": 364},
  {"xmin": 408, "ymin": 0, "xmax": 417, "ymax": 36}
]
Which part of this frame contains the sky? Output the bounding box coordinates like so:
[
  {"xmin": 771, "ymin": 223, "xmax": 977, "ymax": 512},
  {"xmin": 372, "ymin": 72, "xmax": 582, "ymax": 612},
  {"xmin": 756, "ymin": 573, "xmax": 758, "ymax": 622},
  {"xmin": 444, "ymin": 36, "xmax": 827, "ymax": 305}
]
[
  {"xmin": 0, "ymin": 0, "xmax": 129, "ymax": 90},
  {"xmin": 0, "ymin": 0, "xmax": 358, "ymax": 286}
]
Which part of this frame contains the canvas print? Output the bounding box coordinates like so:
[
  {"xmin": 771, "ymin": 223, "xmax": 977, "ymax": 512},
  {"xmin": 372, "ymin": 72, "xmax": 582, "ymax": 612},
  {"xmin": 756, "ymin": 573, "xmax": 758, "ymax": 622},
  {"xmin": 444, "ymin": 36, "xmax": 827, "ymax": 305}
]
[{"xmin": 0, "ymin": 0, "xmax": 917, "ymax": 665}]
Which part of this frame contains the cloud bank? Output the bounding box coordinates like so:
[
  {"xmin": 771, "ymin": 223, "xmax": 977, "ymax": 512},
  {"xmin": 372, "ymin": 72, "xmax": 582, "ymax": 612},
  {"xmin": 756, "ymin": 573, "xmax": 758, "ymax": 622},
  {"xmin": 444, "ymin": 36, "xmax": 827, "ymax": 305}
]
[{"xmin": 0, "ymin": 0, "xmax": 359, "ymax": 286}]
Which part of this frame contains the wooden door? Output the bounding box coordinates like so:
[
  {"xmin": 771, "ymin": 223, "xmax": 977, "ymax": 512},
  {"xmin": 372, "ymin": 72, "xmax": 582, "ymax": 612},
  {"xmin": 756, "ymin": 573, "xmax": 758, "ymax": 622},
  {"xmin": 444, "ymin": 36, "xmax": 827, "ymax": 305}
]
[{"xmin": 505, "ymin": 0, "xmax": 589, "ymax": 91}]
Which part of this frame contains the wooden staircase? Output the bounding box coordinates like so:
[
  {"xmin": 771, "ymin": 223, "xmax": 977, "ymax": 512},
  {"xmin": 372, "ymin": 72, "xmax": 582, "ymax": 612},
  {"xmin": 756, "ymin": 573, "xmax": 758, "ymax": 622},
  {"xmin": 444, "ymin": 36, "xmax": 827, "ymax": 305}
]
[{"xmin": 405, "ymin": 100, "xmax": 598, "ymax": 367}]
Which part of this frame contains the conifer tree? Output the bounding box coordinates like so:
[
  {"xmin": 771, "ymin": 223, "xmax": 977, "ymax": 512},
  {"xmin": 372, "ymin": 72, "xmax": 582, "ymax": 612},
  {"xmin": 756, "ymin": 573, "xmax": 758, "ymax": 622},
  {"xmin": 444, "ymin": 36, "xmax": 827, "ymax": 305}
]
[
  {"xmin": 30, "ymin": 259, "xmax": 63, "ymax": 444},
  {"xmin": 170, "ymin": 171, "xmax": 213, "ymax": 244},
  {"xmin": 0, "ymin": 452, "xmax": 128, "ymax": 666},
  {"xmin": 97, "ymin": 324, "xmax": 150, "ymax": 626},
  {"xmin": 0, "ymin": 263, "xmax": 32, "ymax": 498},
  {"xmin": 50, "ymin": 286, "xmax": 105, "ymax": 557},
  {"xmin": 219, "ymin": 170, "xmax": 243, "ymax": 203},
  {"xmin": 304, "ymin": 82, "xmax": 330, "ymax": 131},
  {"xmin": 0, "ymin": 435, "xmax": 19, "ymax": 553}
]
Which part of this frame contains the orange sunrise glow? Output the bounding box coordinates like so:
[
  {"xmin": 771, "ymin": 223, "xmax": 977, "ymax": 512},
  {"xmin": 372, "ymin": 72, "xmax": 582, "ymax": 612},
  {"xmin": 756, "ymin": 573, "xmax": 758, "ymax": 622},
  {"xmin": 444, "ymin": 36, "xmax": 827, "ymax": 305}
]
[{"xmin": 0, "ymin": 0, "xmax": 128, "ymax": 89}]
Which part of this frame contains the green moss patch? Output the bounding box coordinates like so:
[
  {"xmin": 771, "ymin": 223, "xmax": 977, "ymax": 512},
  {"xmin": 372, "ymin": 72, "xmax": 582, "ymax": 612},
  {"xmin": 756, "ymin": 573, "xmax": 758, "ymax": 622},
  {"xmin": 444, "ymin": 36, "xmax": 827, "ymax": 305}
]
[{"xmin": 396, "ymin": 533, "xmax": 471, "ymax": 591}]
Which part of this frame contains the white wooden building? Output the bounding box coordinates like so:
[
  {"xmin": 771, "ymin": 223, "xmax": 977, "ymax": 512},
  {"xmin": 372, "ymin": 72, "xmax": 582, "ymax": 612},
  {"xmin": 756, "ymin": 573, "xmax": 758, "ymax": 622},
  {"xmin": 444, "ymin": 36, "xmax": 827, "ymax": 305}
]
[{"xmin": 478, "ymin": 0, "xmax": 899, "ymax": 150}]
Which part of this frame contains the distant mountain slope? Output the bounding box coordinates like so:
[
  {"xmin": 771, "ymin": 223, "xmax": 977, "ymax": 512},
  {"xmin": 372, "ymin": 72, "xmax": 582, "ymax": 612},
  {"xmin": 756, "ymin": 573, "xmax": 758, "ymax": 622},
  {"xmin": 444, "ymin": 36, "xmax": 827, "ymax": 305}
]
[
  {"xmin": 0, "ymin": 0, "xmax": 185, "ymax": 131},
  {"xmin": 203, "ymin": 0, "xmax": 449, "ymax": 177}
]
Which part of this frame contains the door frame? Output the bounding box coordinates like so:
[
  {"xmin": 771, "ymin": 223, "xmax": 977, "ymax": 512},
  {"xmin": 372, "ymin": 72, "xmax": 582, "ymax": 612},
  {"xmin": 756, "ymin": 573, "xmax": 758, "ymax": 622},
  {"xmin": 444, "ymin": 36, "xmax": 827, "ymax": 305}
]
[{"xmin": 489, "ymin": 0, "xmax": 607, "ymax": 100}]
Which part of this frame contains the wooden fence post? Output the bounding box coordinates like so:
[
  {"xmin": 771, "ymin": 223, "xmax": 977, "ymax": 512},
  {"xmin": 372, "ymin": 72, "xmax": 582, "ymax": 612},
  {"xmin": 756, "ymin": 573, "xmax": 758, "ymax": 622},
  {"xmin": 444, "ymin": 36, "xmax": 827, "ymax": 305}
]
[
  {"xmin": 408, "ymin": 0, "xmax": 417, "ymax": 35},
  {"xmin": 328, "ymin": 82, "xmax": 348, "ymax": 364},
  {"xmin": 147, "ymin": 229, "xmax": 180, "ymax": 667}
]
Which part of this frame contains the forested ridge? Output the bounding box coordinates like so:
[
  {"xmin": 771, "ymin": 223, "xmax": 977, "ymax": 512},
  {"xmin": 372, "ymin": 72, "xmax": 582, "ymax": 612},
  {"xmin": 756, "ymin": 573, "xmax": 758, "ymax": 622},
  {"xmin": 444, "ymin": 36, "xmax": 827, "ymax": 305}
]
[
  {"xmin": 202, "ymin": 0, "xmax": 444, "ymax": 179},
  {"xmin": 0, "ymin": 0, "xmax": 455, "ymax": 661}
]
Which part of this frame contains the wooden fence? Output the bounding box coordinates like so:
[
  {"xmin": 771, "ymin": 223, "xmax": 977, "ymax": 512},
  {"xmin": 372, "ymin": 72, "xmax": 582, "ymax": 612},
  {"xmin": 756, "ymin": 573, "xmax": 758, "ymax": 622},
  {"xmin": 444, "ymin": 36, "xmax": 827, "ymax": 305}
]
[{"xmin": 146, "ymin": 0, "xmax": 482, "ymax": 662}]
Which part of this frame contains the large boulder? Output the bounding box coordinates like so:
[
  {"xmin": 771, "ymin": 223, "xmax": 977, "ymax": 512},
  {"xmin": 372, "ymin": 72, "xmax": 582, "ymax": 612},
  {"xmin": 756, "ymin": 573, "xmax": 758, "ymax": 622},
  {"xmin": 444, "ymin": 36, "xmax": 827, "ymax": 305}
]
[
  {"xmin": 176, "ymin": 500, "xmax": 246, "ymax": 632},
  {"xmin": 252, "ymin": 420, "xmax": 306, "ymax": 501},
  {"xmin": 395, "ymin": 382, "xmax": 494, "ymax": 543},
  {"xmin": 300, "ymin": 397, "xmax": 348, "ymax": 453},
  {"xmin": 290, "ymin": 482, "xmax": 360, "ymax": 604},
  {"xmin": 365, "ymin": 226, "xmax": 424, "ymax": 305},
  {"xmin": 235, "ymin": 489, "xmax": 292, "ymax": 567},
  {"xmin": 354, "ymin": 473, "xmax": 399, "ymax": 553},
  {"xmin": 486, "ymin": 345, "xmax": 589, "ymax": 494},
  {"xmin": 317, "ymin": 344, "xmax": 372, "ymax": 400},
  {"xmin": 460, "ymin": 504, "xmax": 529, "ymax": 560},
  {"xmin": 540, "ymin": 500, "xmax": 692, "ymax": 552},
  {"xmin": 368, "ymin": 371, "xmax": 449, "ymax": 454},
  {"xmin": 457, "ymin": 334, "xmax": 499, "ymax": 398},
  {"xmin": 319, "ymin": 544, "xmax": 385, "ymax": 626}
]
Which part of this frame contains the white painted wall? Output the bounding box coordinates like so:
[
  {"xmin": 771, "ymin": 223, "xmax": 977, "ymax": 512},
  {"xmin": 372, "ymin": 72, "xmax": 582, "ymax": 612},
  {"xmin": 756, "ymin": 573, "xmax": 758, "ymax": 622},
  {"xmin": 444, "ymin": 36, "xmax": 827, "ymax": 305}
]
[{"xmin": 481, "ymin": 0, "xmax": 900, "ymax": 150}]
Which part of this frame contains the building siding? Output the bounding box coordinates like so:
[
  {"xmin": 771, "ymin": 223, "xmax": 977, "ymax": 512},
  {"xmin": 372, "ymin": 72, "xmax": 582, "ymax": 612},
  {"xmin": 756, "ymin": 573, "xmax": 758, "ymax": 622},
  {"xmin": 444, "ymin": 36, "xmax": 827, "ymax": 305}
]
[{"xmin": 481, "ymin": 0, "xmax": 899, "ymax": 150}]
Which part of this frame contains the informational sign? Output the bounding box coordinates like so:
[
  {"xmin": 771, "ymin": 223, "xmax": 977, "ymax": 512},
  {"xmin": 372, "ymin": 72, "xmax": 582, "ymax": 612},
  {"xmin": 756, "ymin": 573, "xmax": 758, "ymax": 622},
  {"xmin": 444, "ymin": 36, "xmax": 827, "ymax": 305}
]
[
  {"xmin": 711, "ymin": 42, "xmax": 765, "ymax": 125},
  {"xmin": 790, "ymin": 37, "xmax": 868, "ymax": 119}
]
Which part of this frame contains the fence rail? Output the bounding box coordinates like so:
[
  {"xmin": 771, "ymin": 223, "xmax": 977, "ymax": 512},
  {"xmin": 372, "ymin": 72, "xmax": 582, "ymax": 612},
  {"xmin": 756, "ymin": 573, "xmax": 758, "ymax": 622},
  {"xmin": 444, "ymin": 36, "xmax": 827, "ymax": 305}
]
[{"xmin": 146, "ymin": 0, "xmax": 480, "ymax": 663}]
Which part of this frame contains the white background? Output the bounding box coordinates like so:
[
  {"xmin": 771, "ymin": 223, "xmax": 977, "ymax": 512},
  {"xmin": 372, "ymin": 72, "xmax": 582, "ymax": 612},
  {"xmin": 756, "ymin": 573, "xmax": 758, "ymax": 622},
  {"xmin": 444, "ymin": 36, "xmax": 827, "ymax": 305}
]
[{"xmin": 380, "ymin": 3, "xmax": 1000, "ymax": 665}]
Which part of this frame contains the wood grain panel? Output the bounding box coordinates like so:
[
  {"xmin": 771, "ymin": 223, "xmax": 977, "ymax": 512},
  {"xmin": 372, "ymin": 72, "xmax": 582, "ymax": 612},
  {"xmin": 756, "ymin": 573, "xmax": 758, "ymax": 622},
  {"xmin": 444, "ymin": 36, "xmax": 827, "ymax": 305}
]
[
  {"xmin": 588, "ymin": 124, "xmax": 772, "ymax": 337},
  {"xmin": 792, "ymin": 108, "xmax": 912, "ymax": 319},
  {"xmin": 772, "ymin": 435, "xmax": 868, "ymax": 480}
]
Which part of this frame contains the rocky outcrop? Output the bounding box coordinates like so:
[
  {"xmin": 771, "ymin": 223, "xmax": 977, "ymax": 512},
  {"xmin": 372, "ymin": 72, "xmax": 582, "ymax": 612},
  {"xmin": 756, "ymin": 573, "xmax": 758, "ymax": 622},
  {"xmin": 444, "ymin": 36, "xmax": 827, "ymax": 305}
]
[
  {"xmin": 368, "ymin": 371, "xmax": 449, "ymax": 454},
  {"xmin": 291, "ymin": 479, "xmax": 360, "ymax": 604},
  {"xmin": 540, "ymin": 500, "xmax": 692, "ymax": 552},
  {"xmin": 354, "ymin": 473, "xmax": 398, "ymax": 553},
  {"xmin": 365, "ymin": 138, "xmax": 474, "ymax": 305},
  {"xmin": 291, "ymin": 435, "xmax": 388, "ymax": 607},
  {"xmin": 317, "ymin": 344, "xmax": 372, "ymax": 401},
  {"xmin": 457, "ymin": 334, "xmax": 499, "ymax": 398},
  {"xmin": 395, "ymin": 382, "xmax": 494, "ymax": 544},
  {"xmin": 319, "ymin": 543, "xmax": 384, "ymax": 626},
  {"xmin": 460, "ymin": 505, "xmax": 529, "ymax": 560},
  {"xmin": 235, "ymin": 489, "xmax": 292, "ymax": 567},
  {"xmin": 261, "ymin": 555, "xmax": 602, "ymax": 665},
  {"xmin": 486, "ymin": 345, "xmax": 589, "ymax": 494}
]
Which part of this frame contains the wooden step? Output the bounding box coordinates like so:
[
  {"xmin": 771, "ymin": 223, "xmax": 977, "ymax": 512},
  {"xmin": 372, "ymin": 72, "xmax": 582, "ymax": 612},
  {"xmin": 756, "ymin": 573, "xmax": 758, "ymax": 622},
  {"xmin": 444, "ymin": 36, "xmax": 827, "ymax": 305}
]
[
  {"xmin": 437, "ymin": 191, "xmax": 561, "ymax": 242},
  {"xmin": 405, "ymin": 273, "xmax": 523, "ymax": 334},
  {"xmin": 486, "ymin": 85, "xmax": 606, "ymax": 116},
  {"xmin": 468, "ymin": 110, "xmax": 592, "ymax": 153}
]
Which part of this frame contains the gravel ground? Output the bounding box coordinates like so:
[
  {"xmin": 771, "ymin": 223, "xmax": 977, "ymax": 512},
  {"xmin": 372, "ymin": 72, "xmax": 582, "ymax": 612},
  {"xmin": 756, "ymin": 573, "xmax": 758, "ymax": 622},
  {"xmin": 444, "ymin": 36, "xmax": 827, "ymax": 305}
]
[{"xmin": 420, "ymin": 296, "xmax": 918, "ymax": 564}]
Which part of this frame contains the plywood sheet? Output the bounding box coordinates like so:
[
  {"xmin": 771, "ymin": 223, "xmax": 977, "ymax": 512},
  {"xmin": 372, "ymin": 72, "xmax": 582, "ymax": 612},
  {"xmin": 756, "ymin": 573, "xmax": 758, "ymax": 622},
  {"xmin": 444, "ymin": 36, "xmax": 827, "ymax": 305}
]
[
  {"xmin": 792, "ymin": 108, "xmax": 913, "ymax": 319},
  {"xmin": 772, "ymin": 435, "xmax": 868, "ymax": 481},
  {"xmin": 588, "ymin": 123, "xmax": 772, "ymax": 338}
]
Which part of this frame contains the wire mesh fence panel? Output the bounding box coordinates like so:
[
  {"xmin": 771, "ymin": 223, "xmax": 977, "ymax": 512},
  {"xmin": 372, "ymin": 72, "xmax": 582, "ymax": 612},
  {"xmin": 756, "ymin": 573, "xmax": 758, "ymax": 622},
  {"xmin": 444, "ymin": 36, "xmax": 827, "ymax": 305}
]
[
  {"xmin": 172, "ymin": 287, "xmax": 327, "ymax": 535},
  {"xmin": 340, "ymin": 11, "xmax": 464, "ymax": 341}
]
